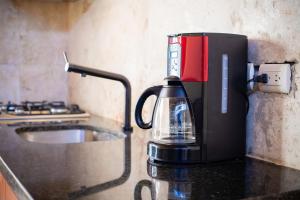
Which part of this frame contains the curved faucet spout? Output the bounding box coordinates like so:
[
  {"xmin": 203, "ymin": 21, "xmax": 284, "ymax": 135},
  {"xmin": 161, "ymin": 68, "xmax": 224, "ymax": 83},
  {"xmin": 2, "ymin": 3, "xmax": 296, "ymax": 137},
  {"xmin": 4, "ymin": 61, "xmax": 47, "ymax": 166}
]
[{"xmin": 63, "ymin": 52, "xmax": 133, "ymax": 132}]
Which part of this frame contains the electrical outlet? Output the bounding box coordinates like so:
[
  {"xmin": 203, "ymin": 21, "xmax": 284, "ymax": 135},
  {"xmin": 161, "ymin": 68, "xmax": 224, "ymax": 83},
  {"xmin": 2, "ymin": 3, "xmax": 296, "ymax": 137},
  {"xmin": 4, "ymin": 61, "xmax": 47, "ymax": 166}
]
[{"xmin": 258, "ymin": 64, "xmax": 291, "ymax": 94}]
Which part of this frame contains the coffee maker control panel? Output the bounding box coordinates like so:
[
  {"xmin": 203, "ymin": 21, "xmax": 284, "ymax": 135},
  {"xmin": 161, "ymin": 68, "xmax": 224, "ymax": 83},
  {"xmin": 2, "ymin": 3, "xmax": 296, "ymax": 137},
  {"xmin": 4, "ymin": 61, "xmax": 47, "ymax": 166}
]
[{"xmin": 167, "ymin": 43, "xmax": 181, "ymax": 78}]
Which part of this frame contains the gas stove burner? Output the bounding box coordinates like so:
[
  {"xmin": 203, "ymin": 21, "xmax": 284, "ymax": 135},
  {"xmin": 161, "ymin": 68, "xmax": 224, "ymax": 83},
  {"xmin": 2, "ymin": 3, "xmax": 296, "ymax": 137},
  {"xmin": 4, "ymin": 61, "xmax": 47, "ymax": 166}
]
[
  {"xmin": 47, "ymin": 101, "xmax": 68, "ymax": 114},
  {"xmin": 20, "ymin": 101, "xmax": 50, "ymax": 115},
  {"xmin": 22, "ymin": 101, "xmax": 48, "ymax": 109},
  {"xmin": 6, "ymin": 102, "xmax": 19, "ymax": 113},
  {"xmin": 0, "ymin": 101, "xmax": 84, "ymax": 116}
]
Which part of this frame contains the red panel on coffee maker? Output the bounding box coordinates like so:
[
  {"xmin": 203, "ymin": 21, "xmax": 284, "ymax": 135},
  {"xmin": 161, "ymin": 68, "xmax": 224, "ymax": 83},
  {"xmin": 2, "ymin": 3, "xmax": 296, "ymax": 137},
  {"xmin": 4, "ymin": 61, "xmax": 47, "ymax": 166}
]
[{"xmin": 179, "ymin": 36, "xmax": 208, "ymax": 82}]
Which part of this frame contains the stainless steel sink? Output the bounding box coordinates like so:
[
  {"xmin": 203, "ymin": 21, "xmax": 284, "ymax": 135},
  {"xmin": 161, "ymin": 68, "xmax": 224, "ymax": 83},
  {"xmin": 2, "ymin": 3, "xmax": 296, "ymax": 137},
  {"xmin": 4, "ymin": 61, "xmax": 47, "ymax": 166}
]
[{"xmin": 16, "ymin": 125, "xmax": 125, "ymax": 144}]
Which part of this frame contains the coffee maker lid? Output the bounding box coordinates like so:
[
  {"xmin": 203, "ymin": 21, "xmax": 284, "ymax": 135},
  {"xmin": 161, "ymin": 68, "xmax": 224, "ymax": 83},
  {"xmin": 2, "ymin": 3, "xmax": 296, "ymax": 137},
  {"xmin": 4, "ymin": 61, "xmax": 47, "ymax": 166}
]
[{"xmin": 168, "ymin": 32, "xmax": 247, "ymax": 38}]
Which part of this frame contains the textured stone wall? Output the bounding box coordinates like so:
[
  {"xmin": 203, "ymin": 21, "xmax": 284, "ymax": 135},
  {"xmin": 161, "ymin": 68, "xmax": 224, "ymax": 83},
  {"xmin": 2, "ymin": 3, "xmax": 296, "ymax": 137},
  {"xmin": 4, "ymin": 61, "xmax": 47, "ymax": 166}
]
[
  {"xmin": 0, "ymin": 0, "xmax": 69, "ymax": 103},
  {"xmin": 66, "ymin": 0, "xmax": 300, "ymax": 169}
]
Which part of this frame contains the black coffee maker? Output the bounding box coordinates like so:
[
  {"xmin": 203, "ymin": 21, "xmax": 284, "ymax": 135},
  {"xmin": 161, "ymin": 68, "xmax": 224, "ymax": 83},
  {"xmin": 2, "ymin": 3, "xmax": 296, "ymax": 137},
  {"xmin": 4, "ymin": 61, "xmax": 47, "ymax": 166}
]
[{"xmin": 135, "ymin": 33, "xmax": 247, "ymax": 163}]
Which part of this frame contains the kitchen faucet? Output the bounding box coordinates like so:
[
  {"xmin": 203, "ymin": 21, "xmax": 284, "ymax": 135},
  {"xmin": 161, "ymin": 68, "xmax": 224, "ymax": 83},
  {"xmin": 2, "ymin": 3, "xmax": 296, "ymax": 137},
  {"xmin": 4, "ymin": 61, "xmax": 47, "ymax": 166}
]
[{"xmin": 63, "ymin": 52, "xmax": 133, "ymax": 132}]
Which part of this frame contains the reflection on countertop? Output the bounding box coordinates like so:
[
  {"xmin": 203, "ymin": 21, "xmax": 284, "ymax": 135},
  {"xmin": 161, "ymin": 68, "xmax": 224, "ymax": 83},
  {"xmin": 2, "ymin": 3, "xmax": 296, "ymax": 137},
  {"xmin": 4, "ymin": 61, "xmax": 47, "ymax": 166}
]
[{"xmin": 1, "ymin": 116, "xmax": 300, "ymax": 199}]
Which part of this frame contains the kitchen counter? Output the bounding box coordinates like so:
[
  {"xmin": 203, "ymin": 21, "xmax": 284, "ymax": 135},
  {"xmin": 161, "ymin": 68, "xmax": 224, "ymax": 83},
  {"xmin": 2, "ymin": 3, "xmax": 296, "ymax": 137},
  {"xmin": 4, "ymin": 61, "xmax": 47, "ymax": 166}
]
[{"xmin": 1, "ymin": 116, "xmax": 300, "ymax": 199}]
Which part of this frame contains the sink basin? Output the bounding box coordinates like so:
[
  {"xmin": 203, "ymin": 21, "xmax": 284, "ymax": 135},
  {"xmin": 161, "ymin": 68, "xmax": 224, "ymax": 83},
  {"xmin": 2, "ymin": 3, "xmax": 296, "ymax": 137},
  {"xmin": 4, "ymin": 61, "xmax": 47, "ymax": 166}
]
[{"xmin": 16, "ymin": 125, "xmax": 125, "ymax": 144}]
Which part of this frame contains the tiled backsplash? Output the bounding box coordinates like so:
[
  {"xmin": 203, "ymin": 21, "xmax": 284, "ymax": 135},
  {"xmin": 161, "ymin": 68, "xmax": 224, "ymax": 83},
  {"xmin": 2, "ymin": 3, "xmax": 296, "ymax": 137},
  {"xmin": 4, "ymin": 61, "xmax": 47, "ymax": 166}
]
[{"xmin": 0, "ymin": 0, "xmax": 69, "ymax": 103}]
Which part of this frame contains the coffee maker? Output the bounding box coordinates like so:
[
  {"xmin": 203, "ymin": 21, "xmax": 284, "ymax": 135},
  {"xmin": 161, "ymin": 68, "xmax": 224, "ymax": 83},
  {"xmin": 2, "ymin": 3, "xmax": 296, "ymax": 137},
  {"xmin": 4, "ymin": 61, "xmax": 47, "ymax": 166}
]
[{"xmin": 135, "ymin": 33, "xmax": 247, "ymax": 163}]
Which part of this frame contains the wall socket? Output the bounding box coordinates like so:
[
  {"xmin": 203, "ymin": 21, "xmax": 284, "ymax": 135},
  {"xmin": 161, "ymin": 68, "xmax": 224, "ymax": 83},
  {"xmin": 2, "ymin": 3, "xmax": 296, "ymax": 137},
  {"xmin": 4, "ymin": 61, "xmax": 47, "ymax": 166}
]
[{"xmin": 258, "ymin": 64, "xmax": 291, "ymax": 94}]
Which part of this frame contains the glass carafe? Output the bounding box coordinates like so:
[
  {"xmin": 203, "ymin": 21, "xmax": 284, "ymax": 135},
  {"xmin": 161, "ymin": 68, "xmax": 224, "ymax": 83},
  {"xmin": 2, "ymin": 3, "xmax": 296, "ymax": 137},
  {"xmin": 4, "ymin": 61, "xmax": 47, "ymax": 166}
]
[
  {"xmin": 152, "ymin": 97, "xmax": 194, "ymax": 144},
  {"xmin": 135, "ymin": 76, "xmax": 195, "ymax": 144}
]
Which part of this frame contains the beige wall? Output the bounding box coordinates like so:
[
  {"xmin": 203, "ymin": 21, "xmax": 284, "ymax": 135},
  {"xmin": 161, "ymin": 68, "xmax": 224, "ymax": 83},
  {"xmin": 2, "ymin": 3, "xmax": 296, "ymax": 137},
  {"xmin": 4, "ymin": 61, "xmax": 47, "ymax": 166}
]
[
  {"xmin": 67, "ymin": 0, "xmax": 300, "ymax": 169},
  {"xmin": 0, "ymin": 0, "xmax": 69, "ymax": 103}
]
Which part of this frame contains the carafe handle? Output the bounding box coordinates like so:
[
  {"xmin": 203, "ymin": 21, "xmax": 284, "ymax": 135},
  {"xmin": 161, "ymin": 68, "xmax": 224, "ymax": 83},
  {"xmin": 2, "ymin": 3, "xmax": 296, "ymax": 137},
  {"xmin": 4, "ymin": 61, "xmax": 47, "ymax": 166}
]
[{"xmin": 135, "ymin": 86, "xmax": 162, "ymax": 129}]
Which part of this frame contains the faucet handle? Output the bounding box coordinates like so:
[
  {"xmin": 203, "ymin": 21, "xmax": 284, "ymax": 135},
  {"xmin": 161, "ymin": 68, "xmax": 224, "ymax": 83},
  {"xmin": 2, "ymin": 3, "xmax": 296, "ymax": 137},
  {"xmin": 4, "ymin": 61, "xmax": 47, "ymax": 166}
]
[
  {"xmin": 63, "ymin": 51, "xmax": 70, "ymax": 72},
  {"xmin": 63, "ymin": 51, "xmax": 69, "ymax": 63}
]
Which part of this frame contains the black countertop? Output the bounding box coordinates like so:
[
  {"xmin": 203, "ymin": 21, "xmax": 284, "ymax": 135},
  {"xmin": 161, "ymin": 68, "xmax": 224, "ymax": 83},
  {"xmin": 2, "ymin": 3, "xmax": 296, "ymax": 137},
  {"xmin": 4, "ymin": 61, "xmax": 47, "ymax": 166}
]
[{"xmin": 1, "ymin": 116, "xmax": 300, "ymax": 200}]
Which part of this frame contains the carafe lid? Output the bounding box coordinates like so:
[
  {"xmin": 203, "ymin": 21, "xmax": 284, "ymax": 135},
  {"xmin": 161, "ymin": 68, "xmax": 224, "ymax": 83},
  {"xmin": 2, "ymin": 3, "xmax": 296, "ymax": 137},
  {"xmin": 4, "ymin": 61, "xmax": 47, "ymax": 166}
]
[
  {"xmin": 159, "ymin": 76, "xmax": 187, "ymax": 98},
  {"xmin": 164, "ymin": 76, "xmax": 181, "ymax": 85}
]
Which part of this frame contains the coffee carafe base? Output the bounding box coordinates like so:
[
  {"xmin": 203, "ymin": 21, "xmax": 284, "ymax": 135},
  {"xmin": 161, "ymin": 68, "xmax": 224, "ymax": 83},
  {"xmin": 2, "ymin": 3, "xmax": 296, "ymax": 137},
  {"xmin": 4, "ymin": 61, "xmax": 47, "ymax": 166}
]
[{"xmin": 147, "ymin": 141, "xmax": 202, "ymax": 164}]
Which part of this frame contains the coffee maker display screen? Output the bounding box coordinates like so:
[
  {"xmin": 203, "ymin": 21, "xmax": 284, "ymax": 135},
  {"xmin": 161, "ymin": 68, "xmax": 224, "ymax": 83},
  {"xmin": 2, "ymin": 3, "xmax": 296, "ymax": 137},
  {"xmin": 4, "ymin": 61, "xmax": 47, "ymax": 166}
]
[{"xmin": 167, "ymin": 43, "xmax": 181, "ymax": 78}]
